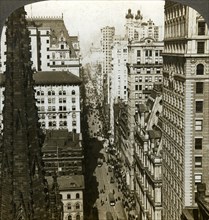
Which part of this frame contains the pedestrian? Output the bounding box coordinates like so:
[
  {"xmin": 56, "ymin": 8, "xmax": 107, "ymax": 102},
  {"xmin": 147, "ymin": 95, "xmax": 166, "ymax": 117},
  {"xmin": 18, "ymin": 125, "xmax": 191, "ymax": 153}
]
[{"xmin": 113, "ymin": 189, "xmax": 115, "ymax": 194}]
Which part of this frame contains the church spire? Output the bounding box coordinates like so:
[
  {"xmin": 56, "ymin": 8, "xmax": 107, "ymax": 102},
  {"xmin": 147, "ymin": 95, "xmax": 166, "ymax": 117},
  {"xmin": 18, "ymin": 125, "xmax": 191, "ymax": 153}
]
[{"xmin": 0, "ymin": 7, "xmax": 61, "ymax": 220}]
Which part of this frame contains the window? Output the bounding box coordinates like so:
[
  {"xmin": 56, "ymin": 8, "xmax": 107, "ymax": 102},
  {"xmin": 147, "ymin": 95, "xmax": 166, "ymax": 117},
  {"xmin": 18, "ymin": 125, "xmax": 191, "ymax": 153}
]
[
  {"xmin": 198, "ymin": 22, "xmax": 205, "ymax": 35},
  {"xmin": 75, "ymin": 203, "xmax": 80, "ymax": 210},
  {"xmin": 195, "ymin": 120, "xmax": 203, "ymax": 131},
  {"xmin": 72, "ymin": 98, "xmax": 76, "ymax": 103},
  {"xmin": 72, "ymin": 105, "xmax": 76, "ymax": 111},
  {"xmin": 195, "ymin": 156, "xmax": 202, "ymax": 167},
  {"xmin": 76, "ymin": 193, "xmax": 80, "ymax": 199},
  {"xmin": 196, "ymin": 82, "xmax": 204, "ymax": 94},
  {"xmin": 135, "ymin": 85, "xmax": 138, "ymax": 91},
  {"xmin": 46, "ymin": 39, "xmax": 49, "ymax": 43},
  {"xmin": 135, "ymin": 76, "xmax": 139, "ymax": 82},
  {"xmin": 72, "ymin": 121, "xmax": 77, "ymax": 126},
  {"xmin": 68, "ymin": 215, "xmax": 72, "ymax": 220},
  {"xmin": 61, "ymin": 45, "xmax": 64, "ymax": 49},
  {"xmin": 67, "ymin": 194, "xmax": 71, "ymax": 199},
  {"xmin": 67, "ymin": 203, "xmax": 71, "ymax": 210},
  {"xmin": 197, "ymin": 42, "xmax": 205, "ymax": 54},
  {"xmin": 76, "ymin": 215, "xmax": 80, "ymax": 220},
  {"xmin": 195, "ymin": 138, "xmax": 202, "ymax": 150},
  {"xmin": 194, "ymin": 174, "xmax": 202, "ymax": 184},
  {"xmin": 196, "ymin": 101, "xmax": 203, "ymax": 113},
  {"xmin": 72, "ymin": 90, "xmax": 76, "ymax": 95},
  {"xmin": 196, "ymin": 64, "xmax": 204, "ymax": 75},
  {"xmin": 137, "ymin": 50, "xmax": 141, "ymax": 57}
]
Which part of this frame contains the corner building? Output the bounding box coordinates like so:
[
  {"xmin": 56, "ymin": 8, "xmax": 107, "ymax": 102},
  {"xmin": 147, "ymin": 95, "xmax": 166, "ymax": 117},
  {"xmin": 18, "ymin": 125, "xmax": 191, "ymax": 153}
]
[{"xmin": 162, "ymin": 1, "xmax": 209, "ymax": 219}]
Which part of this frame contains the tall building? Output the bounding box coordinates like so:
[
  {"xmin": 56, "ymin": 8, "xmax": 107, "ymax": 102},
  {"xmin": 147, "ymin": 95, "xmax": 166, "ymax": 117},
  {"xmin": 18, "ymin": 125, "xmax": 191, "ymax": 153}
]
[
  {"xmin": 111, "ymin": 35, "xmax": 128, "ymax": 103},
  {"xmin": 126, "ymin": 8, "xmax": 164, "ymax": 105},
  {"xmin": 0, "ymin": 16, "xmax": 82, "ymax": 134},
  {"xmin": 162, "ymin": 1, "xmax": 209, "ymax": 219},
  {"xmin": 125, "ymin": 9, "xmax": 163, "ymax": 42},
  {"xmin": 101, "ymin": 26, "xmax": 115, "ymax": 135},
  {"xmin": 0, "ymin": 70, "xmax": 82, "ymax": 133},
  {"xmin": 0, "ymin": 7, "xmax": 62, "ymax": 219}
]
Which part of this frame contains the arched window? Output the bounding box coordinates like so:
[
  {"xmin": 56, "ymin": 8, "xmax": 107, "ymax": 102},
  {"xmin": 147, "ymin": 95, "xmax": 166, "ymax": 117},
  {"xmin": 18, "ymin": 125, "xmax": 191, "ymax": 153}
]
[
  {"xmin": 75, "ymin": 203, "xmax": 80, "ymax": 210},
  {"xmin": 72, "ymin": 90, "xmax": 75, "ymax": 95},
  {"xmin": 76, "ymin": 193, "xmax": 80, "ymax": 199},
  {"xmin": 68, "ymin": 215, "xmax": 72, "ymax": 220},
  {"xmin": 196, "ymin": 64, "xmax": 204, "ymax": 75},
  {"xmin": 67, "ymin": 203, "xmax": 71, "ymax": 210},
  {"xmin": 76, "ymin": 214, "xmax": 80, "ymax": 220},
  {"xmin": 37, "ymin": 91, "xmax": 40, "ymax": 96},
  {"xmin": 48, "ymin": 91, "xmax": 51, "ymax": 96}
]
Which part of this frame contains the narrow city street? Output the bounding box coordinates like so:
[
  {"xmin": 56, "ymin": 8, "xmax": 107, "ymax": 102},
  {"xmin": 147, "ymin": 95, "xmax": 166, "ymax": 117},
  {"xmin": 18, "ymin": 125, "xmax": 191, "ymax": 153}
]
[
  {"xmin": 94, "ymin": 147, "xmax": 127, "ymax": 220},
  {"xmin": 84, "ymin": 138, "xmax": 127, "ymax": 220}
]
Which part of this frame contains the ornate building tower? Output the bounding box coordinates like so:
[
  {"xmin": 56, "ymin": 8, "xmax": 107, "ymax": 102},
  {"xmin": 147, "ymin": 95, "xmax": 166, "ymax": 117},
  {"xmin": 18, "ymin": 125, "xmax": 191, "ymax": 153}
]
[{"xmin": 0, "ymin": 7, "xmax": 61, "ymax": 220}]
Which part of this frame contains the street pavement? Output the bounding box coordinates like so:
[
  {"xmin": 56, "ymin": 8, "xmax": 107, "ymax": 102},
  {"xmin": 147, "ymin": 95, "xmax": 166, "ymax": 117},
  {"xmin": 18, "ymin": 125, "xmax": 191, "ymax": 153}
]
[{"xmin": 93, "ymin": 148, "xmax": 127, "ymax": 220}]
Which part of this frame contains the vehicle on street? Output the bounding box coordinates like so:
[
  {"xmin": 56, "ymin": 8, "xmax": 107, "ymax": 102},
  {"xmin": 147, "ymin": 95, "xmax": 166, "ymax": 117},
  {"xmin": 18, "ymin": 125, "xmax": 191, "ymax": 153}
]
[
  {"xmin": 110, "ymin": 177, "xmax": 114, "ymax": 183},
  {"xmin": 106, "ymin": 211, "xmax": 114, "ymax": 220},
  {"xmin": 97, "ymin": 158, "xmax": 103, "ymax": 167},
  {"xmin": 108, "ymin": 193, "xmax": 115, "ymax": 206}
]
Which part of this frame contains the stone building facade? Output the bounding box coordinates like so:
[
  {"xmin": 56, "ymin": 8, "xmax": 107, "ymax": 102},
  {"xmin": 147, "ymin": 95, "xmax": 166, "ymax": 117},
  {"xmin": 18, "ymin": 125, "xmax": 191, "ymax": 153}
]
[
  {"xmin": 162, "ymin": 1, "xmax": 209, "ymax": 219},
  {"xmin": 134, "ymin": 84, "xmax": 163, "ymax": 220},
  {"xmin": 0, "ymin": 70, "xmax": 82, "ymax": 133}
]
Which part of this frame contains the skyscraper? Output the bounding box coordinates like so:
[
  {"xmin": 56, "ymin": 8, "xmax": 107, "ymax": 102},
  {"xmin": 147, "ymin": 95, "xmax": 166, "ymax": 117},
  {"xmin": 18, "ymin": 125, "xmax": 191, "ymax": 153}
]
[{"xmin": 162, "ymin": 1, "xmax": 209, "ymax": 219}]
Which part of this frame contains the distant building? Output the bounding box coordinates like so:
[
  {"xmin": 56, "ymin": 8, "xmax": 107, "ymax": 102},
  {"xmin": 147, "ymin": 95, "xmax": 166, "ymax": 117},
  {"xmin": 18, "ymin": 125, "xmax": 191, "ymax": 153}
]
[
  {"xmin": 0, "ymin": 71, "xmax": 82, "ymax": 133},
  {"xmin": 101, "ymin": 26, "xmax": 115, "ymax": 136},
  {"xmin": 162, "ymin": 1, "xmax": 209, "ymax": 220},
  {"xmin": 47, "ymin": 175, "xmax": 84, "ymax": 220},
  {"xmin": 111, "ymin": 35, "xmax": 128, "ymax": 102},
  {"xmin": 1, "ymin": 16, "xmax": 81, "ymax": 76},
  {"xmin": 42, "ymin": 130, "xmax": 84, "ymax": 176},
  {"xmin": 101, "ymin": 26, "xmax": 115, "ymax": 105},
  {"xmin": 126, "ymin": 8, "xmax": 164, "ymax": 106},
  {"xmin": 125, "ymin": 9, "xmax": 163, "ymax": 41}
]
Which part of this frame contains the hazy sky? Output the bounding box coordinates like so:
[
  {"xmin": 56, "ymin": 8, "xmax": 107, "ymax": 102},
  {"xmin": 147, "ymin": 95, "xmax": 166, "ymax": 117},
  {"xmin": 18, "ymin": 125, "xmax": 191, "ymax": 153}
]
[{"xmin": 25, "ymin": 1, "xmax": 165, "ymax": 56}]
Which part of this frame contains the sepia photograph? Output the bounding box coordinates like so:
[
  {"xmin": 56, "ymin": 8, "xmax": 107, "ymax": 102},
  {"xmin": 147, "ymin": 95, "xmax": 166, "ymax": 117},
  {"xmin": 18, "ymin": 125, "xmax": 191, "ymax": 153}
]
[{"xmin": 0, "ymin": 0, "xmax": 208, "ymax": 219}]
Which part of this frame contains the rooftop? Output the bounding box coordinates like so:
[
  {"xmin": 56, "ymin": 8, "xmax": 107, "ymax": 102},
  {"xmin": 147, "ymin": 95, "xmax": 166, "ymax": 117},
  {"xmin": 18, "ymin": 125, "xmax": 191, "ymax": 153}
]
[
  {"xmin": 47, "ymin": 175, "xmax": 84, "ymax": 191},
  {"xmin": 33, "ymin": 71, "xmax": 82, "ymax": 86},
  {"xmin": 43, "ymin": 129, "xmax": 82, "ymax": 152},
  {"xmin": 0, "ymin": 71, "xmax": 82, "ymax": 86},
  {"xmin": 27, "ymin": 17, "xmax": 77, "ymax": 58}
]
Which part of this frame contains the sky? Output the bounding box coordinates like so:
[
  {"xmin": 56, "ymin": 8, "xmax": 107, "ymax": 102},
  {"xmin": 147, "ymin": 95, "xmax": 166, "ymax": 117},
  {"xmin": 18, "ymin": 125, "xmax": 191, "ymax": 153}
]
[{"xmin": 25, "ymin": 0, "xmax": 165, "ymax": 56}]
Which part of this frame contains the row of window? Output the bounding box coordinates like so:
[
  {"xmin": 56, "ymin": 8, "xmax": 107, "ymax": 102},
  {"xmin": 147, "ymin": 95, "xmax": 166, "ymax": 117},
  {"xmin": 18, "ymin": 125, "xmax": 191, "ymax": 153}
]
[
  {"xmin": 38, "ymin": 105, "xmax": 77, "ymax": 112},
  {"xmin": 36, "ymin": 90, "xmax": 76, "ymax": 96},
  {"xmin": 67, "ymin": 214, "xmax": 81, "ymax": 220},
  {"xmin": 66, "ymin": 202, "xmax": 81, "ymax": 210},
  {"xmin": 135, "ymin": 76, "xmax": 162, "ymax": 83},
  {"xmin": 45, "ymin": 120, "xmax": 76, "ymax": 127},
  {"xmin": 135, "ymin": 84, "xmax": 153, "ymax": 91},
  {"xmin": 135, "ymin": 68, "xmax": 161, "ymax": 74},
  {"xmin": 137, "ymin": 50, "xmax": 163, "ymax": 57}
]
